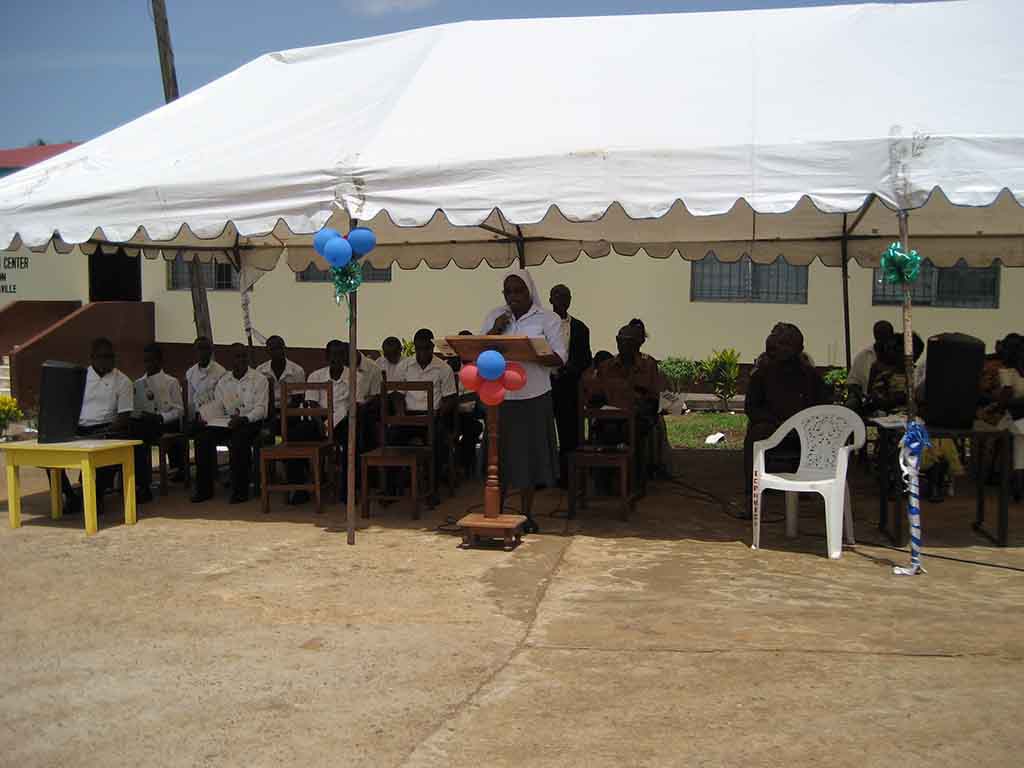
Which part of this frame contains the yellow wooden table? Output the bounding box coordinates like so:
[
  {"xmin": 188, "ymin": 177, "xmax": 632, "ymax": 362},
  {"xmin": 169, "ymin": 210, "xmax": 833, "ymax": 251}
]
[{"xmin": 3, "ymin": 439, "xmax": 142, "ymax": 535}]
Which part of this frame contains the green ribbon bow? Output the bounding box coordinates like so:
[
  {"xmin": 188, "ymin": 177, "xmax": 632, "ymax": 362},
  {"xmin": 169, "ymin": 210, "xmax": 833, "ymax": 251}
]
[
  {"xmin": 332, "ymin": 262, "xmax": 363, "ymax": 320},
  {"xmin": 880, "ymin": 241, "xmax": 921, "ymax": 285}
]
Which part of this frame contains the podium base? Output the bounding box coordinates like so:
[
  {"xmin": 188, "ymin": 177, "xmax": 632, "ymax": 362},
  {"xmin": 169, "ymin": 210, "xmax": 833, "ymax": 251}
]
[{"xmin": 458, "ymin": 513, "xmax": 527, "ymax": 551}]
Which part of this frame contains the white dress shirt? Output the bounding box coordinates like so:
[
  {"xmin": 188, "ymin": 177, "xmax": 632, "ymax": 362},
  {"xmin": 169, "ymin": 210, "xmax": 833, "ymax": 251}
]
[
  {"xmin": 378, "ymin": 357, "xmax": 404, "ymax": 384},
  {"xmin": 396, "ymin": 355, "xmax": 457, "ymax": 412},
  {"xmin": 308, "ymin": 358, "xmax": 382, "ymax": 425},
  {"xmin": 134, "ymin": 370, "xmax": 184, "ymax": 425},
  {"xmin": 186, "ymin": 360, "xmax": 226, "ymax": 418},
  {"xmin": 848, "ymin": 346, "xmax": 876, "ymax": 393},
  {"xmin": 257, "ymin": 357, "xmax": 306, "ymax": 398},
  {"xmin": 560, "ymin": 314, "xmax": 572, "ymax": 350},
  {"xmin": 79, "ymin": 367, "xmax": 134, "ymax": 427},
  {"xmin": 207, "ymin": 368, "xmax": 270, "ymax": 423},
  {"xmin": 480, "ymin": 303, "xmax": 568, "ymax": 401}
]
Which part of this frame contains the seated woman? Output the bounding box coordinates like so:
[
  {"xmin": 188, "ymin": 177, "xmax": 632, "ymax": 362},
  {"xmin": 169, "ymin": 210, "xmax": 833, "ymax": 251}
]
[
  {"xmin": 743, "ymin": 324, "xmax": 829, "ymax": 516},
  {"xmin": 628, "ymin": 318, "xmax": 671, "ymax": 479},
  {"xmin": 863, "ymin": 333, "xmax": 924, "ymax": 416},
  {"xmin": 977, "ymin": 334, "xmax": 1024, "ymax": 499}
]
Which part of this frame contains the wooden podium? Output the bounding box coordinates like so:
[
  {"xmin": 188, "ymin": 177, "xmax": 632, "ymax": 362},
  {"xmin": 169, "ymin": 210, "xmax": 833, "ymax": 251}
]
[{"xmin": 445, "ymin": 335, "xmax": 551, "ymax": 550}]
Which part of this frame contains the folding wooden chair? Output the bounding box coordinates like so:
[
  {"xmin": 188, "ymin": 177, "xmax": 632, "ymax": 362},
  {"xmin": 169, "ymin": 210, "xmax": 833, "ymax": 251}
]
[
  {"xmin": 361, "ymin": 381, "xmax": 437, "ymax": 520},
  {"xmin": 568, "ymin": 382, "xmax": 641, "ymax": 521},
  {"xmin": 259, "ymin": 381, "xmax": 336, "ymax": 514}
]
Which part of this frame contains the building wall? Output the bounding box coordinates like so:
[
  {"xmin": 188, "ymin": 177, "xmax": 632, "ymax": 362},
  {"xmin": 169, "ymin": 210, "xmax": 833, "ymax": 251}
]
[
  {"xmin": 3, "ymin": 248, "xmax": 1017, "ymax": 367},
  {"xmin": 0, "ymin": 247, "xmax": 89, "ymax": 308}
]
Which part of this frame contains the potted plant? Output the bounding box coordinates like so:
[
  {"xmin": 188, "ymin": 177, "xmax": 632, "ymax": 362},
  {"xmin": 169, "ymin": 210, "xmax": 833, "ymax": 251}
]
[{"xmin": 0, "ymin": 394, "xmax": 24, "ymax": 441}]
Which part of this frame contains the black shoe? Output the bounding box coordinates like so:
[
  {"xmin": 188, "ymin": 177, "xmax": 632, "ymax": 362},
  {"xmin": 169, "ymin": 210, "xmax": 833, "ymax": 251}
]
[
  {"xmin": 523, "ymin": 516, "xmax": 540, "ymax": 534},
  {"xmin": 190, "ymin": 491, "xmax": 213, "ymax": 504},
  {"xmin": 229, "ymin": 493, "xmax": 249, "ymax": 505},
  {"xmin": 287, "ymin": 490, "xmax": 311, "ymax": 506}
]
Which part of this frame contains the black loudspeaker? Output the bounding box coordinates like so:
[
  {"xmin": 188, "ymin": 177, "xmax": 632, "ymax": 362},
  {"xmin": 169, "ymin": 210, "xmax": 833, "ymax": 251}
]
[
  {"xmin": 924, "ymin": 333, "xmax": 985, "ymax": 430},
  {"xmin": 37, "ymin": 361, "xmax": 87, "ymax": 443}
]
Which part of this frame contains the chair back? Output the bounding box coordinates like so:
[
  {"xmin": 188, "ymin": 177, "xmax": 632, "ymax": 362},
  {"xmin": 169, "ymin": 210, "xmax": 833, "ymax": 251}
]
[
  {"xmin": 577, "ymin": 379, "xmax": 637, "ymax": 450},
  {"xmin": 280, "ymin": 381, "xmax": 334, "ymax": 443},
  {"xmin": 380, "ymin": 381, "xmax": 435, "ymax": 446},
  {"xmin": 778, "ymin": 405, "xmax": 866, "ymax": 475}
]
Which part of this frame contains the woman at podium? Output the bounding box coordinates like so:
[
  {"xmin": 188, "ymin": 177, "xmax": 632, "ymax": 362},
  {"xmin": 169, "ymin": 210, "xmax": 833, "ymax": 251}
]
[{"xmin": 481, "ymin": 269, "xmax": 567, "ymax": 531}]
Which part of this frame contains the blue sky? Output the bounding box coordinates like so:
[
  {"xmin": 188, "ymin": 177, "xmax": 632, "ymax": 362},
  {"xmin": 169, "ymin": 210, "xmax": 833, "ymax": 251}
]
[{"xmin": 1, "ymin": 0, "xmax": 932, "ymax": 148}]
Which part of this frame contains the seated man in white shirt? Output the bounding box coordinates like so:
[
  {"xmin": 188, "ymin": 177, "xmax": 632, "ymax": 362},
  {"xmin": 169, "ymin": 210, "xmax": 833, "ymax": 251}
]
[
  {"xmin": 390, "ymin": 329, "xmax": 457, "ymax": 505},
  {"xmin": 191, "ymin": 343, "xmax": 270, "ymax": 505},
  {"xmin": 300, "ymin": 339, "xmax": 383, "ymax": 503},
  {"xmin": 378, "ymin": 336, "xmax": 404, "ymax": 384},
  {"xmin": 60, "ymin": 337, "xmax": 151, "ymax": 512},
  {"xmin": 257, "ymin": 334, "xmax": 306, "ymax": 414},
  {"xmin": 185, "ymin": 336, "xmax": 226, "ymax": 424},
  {"xmin": 133, "ymin": 342, "xmax": 185, "ymax": 477}
]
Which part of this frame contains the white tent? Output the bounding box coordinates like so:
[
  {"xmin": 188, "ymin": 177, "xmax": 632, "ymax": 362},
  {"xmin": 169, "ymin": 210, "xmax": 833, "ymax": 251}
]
[
  {"xmin": 2, "ymin": 0, "xmax": 1022, "ymax": 272},
  {"xmin": 2, "ymin": 0, "xmax": 1023, "ymax": 542}
]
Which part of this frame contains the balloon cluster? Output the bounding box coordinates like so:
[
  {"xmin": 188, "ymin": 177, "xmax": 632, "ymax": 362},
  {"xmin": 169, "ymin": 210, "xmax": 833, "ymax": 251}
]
[
  {"xmin": 458, "ymin": 350, "xmax": 527, "ymax": 406},
  {"xmin": 313, "ymin": 226, "xmax": 378, "ymax": 306},
  {"xmin": 880, "ymin": 241, "xmax": 922, "ymax": 285}
]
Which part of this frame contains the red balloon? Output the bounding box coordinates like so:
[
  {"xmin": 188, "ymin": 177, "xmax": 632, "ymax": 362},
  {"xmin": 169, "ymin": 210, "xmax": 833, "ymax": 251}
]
[
  {"xmin": 502, "ymin": 368, "xmax": 526, "ymax": 392},
  {"xmin": 459, "ymin": 364, "xmax": 482, "ymax": 392},
  {"xmin": 507, "ymin": 361, "xmax": 527, "ymax": 379},
  {"xmin": 478, "ymin": 380, "xmax": 507, "ymax": 407}
]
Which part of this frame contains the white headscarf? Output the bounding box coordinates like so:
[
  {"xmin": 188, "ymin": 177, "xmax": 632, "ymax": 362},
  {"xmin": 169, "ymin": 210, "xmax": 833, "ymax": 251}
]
[{"xmin": 492, "ymin": 268, "xmax": 542, "ymax": 317}]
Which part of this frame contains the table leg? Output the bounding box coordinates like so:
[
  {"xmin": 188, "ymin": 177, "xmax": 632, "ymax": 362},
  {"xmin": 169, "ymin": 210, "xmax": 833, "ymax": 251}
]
[
  {"xmin": 81, "ymin": 458, "xmax": 98, "ymax": 535},
  {"xmin": 6, "ymin": 463, "xmax": 21, "ymax": 528},
  {"xmin": 975, "ymin": 437, "xmax": 986, "ymax": 527},
  {"xmin": 999, "ymin": 432, "xmax": 1010, "ymax": 546},
  {"xmin": 122, "ymin": 449, "xmax": 137, "ymax": 526},
  {"xmin": 877, "ymin": 428, "xmax": 889, "ymax": 537},
  {"xmin": 49, "ymin": 469, "xmax": 63, "ymax": 519}
]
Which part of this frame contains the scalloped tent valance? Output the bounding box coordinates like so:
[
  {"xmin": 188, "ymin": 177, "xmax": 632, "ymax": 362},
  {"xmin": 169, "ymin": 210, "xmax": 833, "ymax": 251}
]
[{"xmin": 2, "ymin": 0, "xmax": 1022, "ymax": 271}]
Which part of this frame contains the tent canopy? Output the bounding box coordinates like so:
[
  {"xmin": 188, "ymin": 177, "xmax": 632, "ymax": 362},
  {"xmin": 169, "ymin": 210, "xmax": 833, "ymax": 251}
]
[{"xmin": 2, "ymin": 0, "xmax": 1022, "ymax": 271}]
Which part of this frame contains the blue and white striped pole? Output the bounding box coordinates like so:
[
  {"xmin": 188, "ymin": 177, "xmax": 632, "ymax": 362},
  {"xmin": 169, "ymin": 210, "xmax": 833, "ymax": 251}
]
[{"xmin": 894, "ymin": 420, "xmax": 930, "ymax": 576}]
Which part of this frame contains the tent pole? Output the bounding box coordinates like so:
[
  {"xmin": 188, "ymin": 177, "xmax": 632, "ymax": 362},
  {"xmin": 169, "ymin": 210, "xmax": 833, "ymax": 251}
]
[
  {"xmin": 898, "ymin": 210, "xmax": 917, "ymax": 420},
  {"xmin": 515, "ymin": 226, "xmax": 526, "ymax": 268},
  {"xmin": 346, "ymin": 220, "xmax": 359, "ymax": 546},
  {"xmin": 841, "ymin": 214, "xmax": 852, "ymax": 370}
]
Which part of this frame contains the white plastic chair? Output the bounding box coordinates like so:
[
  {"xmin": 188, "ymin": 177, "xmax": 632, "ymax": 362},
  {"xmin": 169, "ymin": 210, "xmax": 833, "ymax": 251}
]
[{"xmin": 751, "ymin": 405, "xmax": 866, "ymax": 559}]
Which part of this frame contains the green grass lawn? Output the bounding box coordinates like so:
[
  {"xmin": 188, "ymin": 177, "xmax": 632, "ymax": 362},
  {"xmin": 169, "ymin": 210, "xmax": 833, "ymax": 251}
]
[{"xmin": 665, "ymin": 412, "xmax": 748, "ymax": 450}]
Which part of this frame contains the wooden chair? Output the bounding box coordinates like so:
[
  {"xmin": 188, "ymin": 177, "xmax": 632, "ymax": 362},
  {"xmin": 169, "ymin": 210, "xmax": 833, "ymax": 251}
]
[
  {"xmin": 259, "ymin": 382, "xmax": 336, "ymax": 514},
  {"xmin": 568, "ymin": 382, "xmax": 641, "ymax": 521},
  {"xmin": 361, "ymin": 382, "xmax": 436, "ymax": 520},
  {"xmin": 157, "ymin": 384, "xmax": 189, "ymax": 495}
]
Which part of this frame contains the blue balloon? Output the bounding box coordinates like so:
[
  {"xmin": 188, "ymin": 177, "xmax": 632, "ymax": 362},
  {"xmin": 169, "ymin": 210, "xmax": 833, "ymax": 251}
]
[
  {"xmin": 477, "ymin": 350, "xmax": 506, "ymax": 382},
  {"xmin": 313, "ymin": 228, "xmax": 341, "ymax": 256},
  {"xmin": 347, "ymin": 227, "xmax": 377, "ymax": 257},
  {"xmin": 323, "ymin": 236, "xmax": 353, "ymax": 268}
]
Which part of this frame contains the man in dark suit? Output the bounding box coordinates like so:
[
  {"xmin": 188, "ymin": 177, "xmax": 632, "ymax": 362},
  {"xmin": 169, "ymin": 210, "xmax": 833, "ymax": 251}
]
[{"xmin": 549, "ymin": 284, "xmax": 593, "ymax": 486}]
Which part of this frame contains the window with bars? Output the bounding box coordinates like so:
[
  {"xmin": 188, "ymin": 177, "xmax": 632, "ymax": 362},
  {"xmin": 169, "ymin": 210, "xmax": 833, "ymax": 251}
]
[
  {"xmin": 872, "ymin": 259, "xmax": 1000, "ymax": 308},
  {"xmin": 690, "ymin": 254, "xmax": 808, "ymax": 304},
  {"xmin": 295, "ymin": 262, "xmax": 393, "ymax": 284},
  {"xmin": 167, "ymin": 256, "xmax": 239, "ymax": 291}
]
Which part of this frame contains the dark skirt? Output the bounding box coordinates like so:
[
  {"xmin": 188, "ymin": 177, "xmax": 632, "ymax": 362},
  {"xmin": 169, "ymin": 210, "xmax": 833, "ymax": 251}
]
[{"xmin": 498, "ymin": 392, "xmax": 558, "ymax": 491}]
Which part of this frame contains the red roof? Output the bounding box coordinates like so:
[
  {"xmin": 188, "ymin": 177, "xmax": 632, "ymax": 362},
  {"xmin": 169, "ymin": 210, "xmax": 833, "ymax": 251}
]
[{"xmin": 0, "ymin": 142, "xmax": 78, "ymax": 169}]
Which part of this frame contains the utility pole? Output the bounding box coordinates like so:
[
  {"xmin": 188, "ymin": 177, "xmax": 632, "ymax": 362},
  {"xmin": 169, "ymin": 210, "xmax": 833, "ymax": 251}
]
[{"xmin": 150, "ymin": 0, "xmax": 213, "ymax": 342}]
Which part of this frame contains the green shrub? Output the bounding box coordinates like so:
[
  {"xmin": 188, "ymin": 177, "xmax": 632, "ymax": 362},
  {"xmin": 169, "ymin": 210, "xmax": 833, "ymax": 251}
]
[
  {"xmin": 659, "ymin": 356, "xmax": 701, "ymax": 391},
  {"xmin": 824, "ymin": 367, "xmax": 849, "ymax": 404},
  {"xmin": 700, "ymin": 349, "xmax": 741, "ymax": 410}
]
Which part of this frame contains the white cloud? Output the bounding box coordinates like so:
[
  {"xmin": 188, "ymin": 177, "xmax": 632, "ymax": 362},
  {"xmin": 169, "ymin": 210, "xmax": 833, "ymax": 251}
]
[{"xmin": 347, "ymin": 0, "xmax": 440, "ymax": 16}]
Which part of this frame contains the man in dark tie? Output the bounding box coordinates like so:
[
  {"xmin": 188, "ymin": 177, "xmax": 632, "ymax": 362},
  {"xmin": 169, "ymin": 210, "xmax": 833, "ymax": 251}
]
[{"xmin": 549, "ymin": 284, "xmax": 593, "ymax": 487}]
